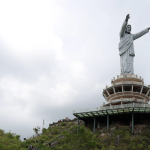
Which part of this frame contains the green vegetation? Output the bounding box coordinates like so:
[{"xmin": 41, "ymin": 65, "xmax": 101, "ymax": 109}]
[
  {"xmin": 20, "ymin": 121, "xmax": 78, "ymax": 149},
  {"xmin": 1, "ymin": 122, "xmax": 150, "ymax": 149},
  {"xmin": 55, "ymin": 125, "xmax": 98, "ymax": 150},
  {"xmin": 0, "ymin": 129, "xmax": 21, "ymax": 150},
  {"xmin": 95, "ymin": 125, "xmax": 150, "ymax": 150},
  {"xmin": 20, "ymin": 123, "xmax": 150, "ymax": 150}
]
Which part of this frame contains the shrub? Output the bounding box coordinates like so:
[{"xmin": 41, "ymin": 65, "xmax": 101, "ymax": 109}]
[
  {"xmin": 60, "ymin": 122, "xmax": 67, "ymax": 126},
  {"xmin": 96, "ymin": 130, "xmax": 101, "ymax": 136},
  {"xmin": 42, "ymin": 128, "xmax": 47, "ymax": 134},
  {"xmin": 141, "ymin": 129, "xmax": 150, "ymax": 137},
  {"xmin": 52, "ymin": 128, "xmax": 59, "ymax": 134},
  {"xmin": 68, "ymin": 122, "xmax": 74, "ymax": 126},
  {"xmin": 6, "ymin": 132, "xmax": 15, "ymax": 139},
  {"xmin": 137, "ymin": 143, "xmax": 144, "ymax": 149},
  {"xmin": 0, "ymin": 129, "xmax": 5, "ymax": 136},
  {"xmin": 60, "ymin": 125, "xmax": 98, "ymax": 150},
  {"xmin": 15, "ymin": 135, "xmax": 20, "ymax": 140},
  {"xmin": 20, "ymin": 141, "xmax": 26, "ymax": 147},
  {"xmin": 148, "ymin": 145, "xmax": 150, "ymax": 150}
]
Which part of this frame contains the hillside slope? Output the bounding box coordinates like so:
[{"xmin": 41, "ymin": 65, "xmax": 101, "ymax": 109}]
[
  {"xmin": 22, "ymin": 123, "xmax": 150, "ymax": 150},
  {"xmin": 2, "ymin": 122, "xmax": 150, "ymax": 149},
  {"xmin": 0, "ymin": 129, "xmax": 21, "ymax": 150}
]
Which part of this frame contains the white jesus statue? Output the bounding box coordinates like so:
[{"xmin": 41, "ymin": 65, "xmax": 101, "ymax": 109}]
[{"xmin": 119, "ymin": 14, "xmax": 150, "ymax": 74}]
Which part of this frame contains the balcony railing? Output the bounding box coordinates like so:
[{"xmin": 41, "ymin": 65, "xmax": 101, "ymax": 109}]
[
  {"xmin": 103, "ymin": 81, "xmax": 147, "ymax": 90},
  {"xmin": 116, "ymin": 74, "xmax": 142, "ymax": 80},
  {"xmin": 105, "ymin": 98, "xmax": 148, "ymax": 104},
  {"xmin": 73, "ymin": 103, "xmax": 150, "ymax": 114}
]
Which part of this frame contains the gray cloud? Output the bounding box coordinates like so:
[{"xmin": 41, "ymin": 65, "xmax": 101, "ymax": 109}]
[{"xmin": 0, "ymin": 0, "xmax": 150, "ymax": 140}]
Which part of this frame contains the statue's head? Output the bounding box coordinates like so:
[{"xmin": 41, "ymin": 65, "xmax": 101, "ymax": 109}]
[{"xmin": 126, "ymin": 24, "xmax": 131, "ymax": 33}]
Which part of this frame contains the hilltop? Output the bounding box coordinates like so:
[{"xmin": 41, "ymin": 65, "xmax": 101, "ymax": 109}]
[
  {"xmin": 22, "ymin": 122, "xmax": 150, "ymax": 150},
  {"xmin": 2, "ymin": 120, "xmax": 150, "ymax": 149}
]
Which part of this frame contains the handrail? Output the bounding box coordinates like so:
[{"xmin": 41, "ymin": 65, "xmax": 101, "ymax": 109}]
[
  {"xmin": 73, "ymin": 103, "xmax": 150, "ymax": 114},
  {"xmin": 104, "ymin": 81, "xmax": 146, "ymax": 90},
  {"xmin": 112, "ymin": 100, "xmax": 147, "ymax": 105},
  {"xmin": 114, "ymin": 74, "xmax": 143, "ymax": 81},
  {"xmin": 107, "ymin": 98, "xmax": 148, "ymax": 103}
]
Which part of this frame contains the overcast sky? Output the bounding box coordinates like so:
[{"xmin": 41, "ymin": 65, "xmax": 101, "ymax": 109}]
[{"xmin": 0, "ymin": 0, "xmax": 150, "ymax": 140}]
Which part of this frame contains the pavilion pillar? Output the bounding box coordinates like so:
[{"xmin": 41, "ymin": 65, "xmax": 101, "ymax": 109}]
[
  {"xmin": 107, "ymin": 115, "xmax": 109, "ymax": 132},
  {"xmin": 77, "ymin": 117, "xmax": 79, "ymax": 133},
  {"xmin": 97, "ymin": 121, "xmax": 100, "ymax": 129},
  {"xmin": 93, "ymin": 117, "xmax": 96, "ymax": 133},
  {"xmin": 132, "ymin": 112, "xmax": 134, "ymax": 134}
]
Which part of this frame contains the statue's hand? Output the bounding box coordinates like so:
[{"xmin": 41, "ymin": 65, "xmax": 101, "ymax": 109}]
[{"xmin": 126, "ymin": 14, "xmax": 130, "ymax": 22}]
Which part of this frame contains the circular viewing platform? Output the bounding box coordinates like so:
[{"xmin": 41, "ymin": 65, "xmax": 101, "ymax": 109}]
[
  {"xmin": 103, "ymin": 74, "xmax": 150, "ymax": 103},
  {"xmin": 112, "ymin": 74, "xmax": 144, "ymax": 84},
  {"xmin": 73, "ymin": 103, "xmax": 150, "ymax": 118}
]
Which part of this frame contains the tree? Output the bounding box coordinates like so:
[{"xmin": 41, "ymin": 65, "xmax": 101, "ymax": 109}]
[{"xmin": 33, "ymin": 126, "xmax": 40, "ymax": 146}]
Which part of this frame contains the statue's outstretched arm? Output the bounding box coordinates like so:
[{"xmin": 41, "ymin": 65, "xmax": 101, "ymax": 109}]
[
  {"xmin": 133, "ymin": 28, "xmax": 149, "ymax": 40},
  {"xmin": 120, "ymin": 14, "xmax": 130, "ymax": 38}
]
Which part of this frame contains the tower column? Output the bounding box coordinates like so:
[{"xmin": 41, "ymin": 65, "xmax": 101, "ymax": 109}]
[
  {"xmin": 93, "ymin": 117, "xmax": 96, "ymax": 133},
  {"xmin": 132, "ymin": 112, "xmax": 134, "ymax": 134},
  {"xmin": 77, "ymin": 117, "xmax": 79, "ymax": 133},
  {"xmin": 107, "ymin": 115, "xmax": 109, "ymax": 132}
]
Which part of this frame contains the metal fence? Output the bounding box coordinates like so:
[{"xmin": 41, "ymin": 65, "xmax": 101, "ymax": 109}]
[
  {"xmin": 104, "ymin": 81, "xmax": 146, "ymax": 90},
  {"xmin": 73, "ymin": 103, "xmax": 150, "ymax": 114},
  {"xmin": 108, "ymin": 98, "xmax": 148, "ymax": 104}
]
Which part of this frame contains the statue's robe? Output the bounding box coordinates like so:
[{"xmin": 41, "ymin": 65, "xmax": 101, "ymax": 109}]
[{"xmin": 119, "ymin": 20, "xmax": 149, "ymax": 74}]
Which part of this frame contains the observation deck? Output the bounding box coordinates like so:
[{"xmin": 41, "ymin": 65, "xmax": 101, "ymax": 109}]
[
  {"xmin": 73, "ymin": 74, "xmax": 150, "ymax": 134},
  {"xmin": 73, "ymin": 103, "xmax": 150, "ymax": 118},
  {"xmin": 103, "ymin": 74, "xmax": 150, "ymax": 105}
]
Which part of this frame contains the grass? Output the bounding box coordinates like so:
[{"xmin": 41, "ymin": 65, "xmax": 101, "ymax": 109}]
[{"xmin": 20, "ymin": 148, "xmax": 27, "ymax": 150}]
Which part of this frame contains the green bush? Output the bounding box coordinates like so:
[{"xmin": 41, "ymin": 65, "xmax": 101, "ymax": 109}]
[
  {"xmin": 6, "ymin": 132, "xmax": 15, "ymax": 139},
  {"xmin": 42, "ymin": 128, "xmax": 47, "ymax": 134},
  {"xmin": 96, "ymin": 130, "xmax": 101, "ymax": 136},
  {"xmin": 59, "ymin": 125, "xmax": 98, "ymax": 150},
  {"xmin": 148, "ymin": 145, "xmax": 150, "ymax": 150},
  {"xmin": 0, "ymin": 129, "xmax": 21, "ymax": 150},
  {"xmin": 52, "ymin": 128, "xmax": 59, "ymax": 134},
  {"xmin": 114, "ymin": 127, "xmax": 131, "ymax": 136},
  {"xmin": 40, "ymin": 135, "xmax": 49, "ymax": 141},
  {"xmin": 137, "ymin": 143, "xmax": 144, "ymax": 149},
  {"xmin": 141, "ymin": 129, "xmax": 150, "ymax": 137},
  {"xmin": 60, "ymin": 122, "xmax": 67, "ymax": 126},
  {"xmin": 20, "ymin": 141, "xmax": 26, "ymax": 147},
  {"xmin": 68, "ymin": 122, "xmax": 75, "ymax": 126}
]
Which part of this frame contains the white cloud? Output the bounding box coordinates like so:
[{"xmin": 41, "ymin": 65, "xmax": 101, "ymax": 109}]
[
  {"xmin": 70, "ymin": 61, "xmax": 87, "ymax": 79},
  {"xmin": 0, "ymin": 0, "xmax": 150, "ymax": 140},
  {"xmin": 0, "ymin": 0, "xmax": 65, "ymax": 61},
  {"xmin": 0, "ymin": 76, "xmax": 34, "ymax": 105},
  {"xmin": 92, "ymin": 83, "xmax": 105, "ymax": 93},
  {"xmin": 49, "ymin": 82, "xmax": 78, "ymax": 107}
]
